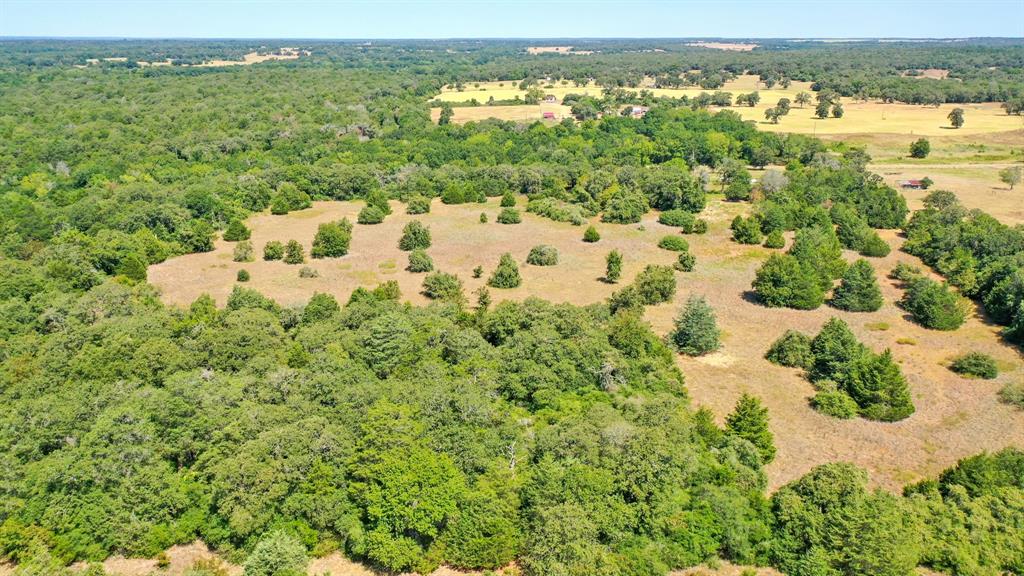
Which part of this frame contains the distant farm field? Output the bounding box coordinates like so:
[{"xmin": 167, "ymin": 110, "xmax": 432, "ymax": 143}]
[{"xmin": 149, "ymin": 196, "xmax": 1024, "ymax": 491}]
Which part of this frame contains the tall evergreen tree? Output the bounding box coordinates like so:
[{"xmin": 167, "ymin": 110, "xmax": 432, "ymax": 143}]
[
  {"xmin": 831, "ymin": 259, "xmax": 884, "ymax": 312},
  {"xmin": 670, "ymin": 296, "xmax": 720, "ymax": 356},
  {"xmin": 488, "ymin": 253, "xmax": 521, "ymax": 289},
  {"xmin": 605, "ymin": 250, "xmax": 622, "ymax": 283},
  {"xmin": 726, "ymin": 393, "xmax": 776, "ymax": 464}
]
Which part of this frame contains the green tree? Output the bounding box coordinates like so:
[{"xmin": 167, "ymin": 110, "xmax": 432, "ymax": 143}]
[
  {"xmin": 488, "ymin": 253, "xmax": 521, "ymax": 288},
  {"xmin": 311, "ymin": 219, "xmax": 353, "ymax": 258},
  {"xmin": 243, "ymin": 531, "xmax": 307, "ymax": 576},
  {"xmin": 752, "ymin": 254, "xmax": 825, "ymax": 310},
  {"xmin": 422, "ymin": 271, "xmax": 465, "ymax": 303},
  {"xmin": 795, "ymin": 91, "xmax": 812, "ymax": 108},
  {"xmin": 438, "ymin": 102, "xmax": 454, "ymax": 125},
  {"xmin": 999, "ymin": 165, "xmax": 1022, "ymax": 190},
  {"xmin": 948, "ymin": 107, "xmax": 965, "ymax": 128},
  {"xmin": 263, "ymin": 240, "xmax": 284, "ymax": 260},
  {"xmin": 407, "ymin": 249, "xmax": 434, "ymax": 273},
  {"xmin": 831, "ymin": 259, "xmax": 884, "ymax": 312},
  {"xmin": 765, "ymin": 330, "xmax": 814, "ymax": 368},
  {"xmin": 283, "ymin": 240, "xmax": 305, "ymax": 264},
  {"xmin": 583, "ymin": 226, "xmax": 600, "ymax": 242},
  {"xmin": 909, "ymin": 138, "xmax": 931, "ymax": 159},
  {"xmin": 726, "ymin": 393, "xmax": 775, "ymax": 464},
  {"xmin": 270, "ymin": 183, "xmax": 311, "ymax": 215},
  {"xmin": 605, "ymin": 250, "xmax": 622, "ymax": 283},
  {"xmin": 398, "ymin": 221, "xmax": 432, "ymax": 251},
  {"xmin": 633, "ymin": 264, "xmax": 676, "ymax": 304},
  {"xmin": 670, "ymin": 295, "xmax": 720, "ymax": 356},
  {"xmin": 223, "ymin": 220, "xmax": 251, "ymax": 241}
]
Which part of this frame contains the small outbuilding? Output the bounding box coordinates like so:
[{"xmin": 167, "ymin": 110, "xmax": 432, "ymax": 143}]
[
  {"xmin": 629, "ymin": 105, "xmax": 649, "ymax": 118},
  {"xmin": 542, "ymin": 112, "xmax": 556, "ymax": 120},
  {"xmin": 899, "ymin": 179, "xmax": 926, "ymax": 189}
]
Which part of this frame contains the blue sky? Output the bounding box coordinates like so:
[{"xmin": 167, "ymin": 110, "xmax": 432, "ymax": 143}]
[{"xmin": 2, "ymin": 1, "xmax": 1022, "ymax": 39}]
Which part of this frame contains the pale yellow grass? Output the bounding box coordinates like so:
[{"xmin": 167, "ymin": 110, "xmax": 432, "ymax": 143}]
[
  {"xmin": 430, "ymin": 103, "xmax": 572, "ymax": 123},
  {"xmin": 526, "ymin": 45, "xmax": 593, "ymax": 55},
  {"xmin": 687, "ymin": 42, "xmax": 759, "ymax": 51},
  {"xmin": 873, "ymin": 162, "xmax": 1024, "ymax": 224},
  {"xmin": 150, "ymin": 197, "xmax": 1024, "ymax": 492}
]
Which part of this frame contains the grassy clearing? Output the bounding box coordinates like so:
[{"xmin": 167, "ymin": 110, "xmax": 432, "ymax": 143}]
[
  {"xmin": 429, "ymin": 103, "xmax": 571, "ymax": 123},
  {"xmin": 150, "ymin": 199, "xmax": 1024, "ymax": 492}
]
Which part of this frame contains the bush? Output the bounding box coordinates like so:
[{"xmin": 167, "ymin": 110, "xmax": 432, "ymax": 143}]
[
  {"xmin": 909, "ymin": 138, "xmax": 931, "ymax": 159},
  {"xmin": 302, "ymin": 292, "xmax": 339, "ymax": 324},
  {"xmin": 298, "ymin": 266, "xmax": 319, "ymax": 278},
  {"xmin": 527, "ymin": 197, "xmax": 588, "ymax": 225},
  {"xmin": 731, "ymin": 216, "xmax": 763, "ymax": 245},
  {"xmin": 357, "ymin": 205, "xmax": 386, "ymax": 224},
  {"xmin": 657, "ymin": 235, "xmax": 689, "ymax": 252},
  {"xmin": 270, "ymin": 182, "xmax": 311, "ymax": 215},
  {"xmin": 674, "ymin": 252, "xmax": 696, "ymax": 272},
  {"xmin": 901, "ymin": 278, "xmax": 968, "ymax": 330},
  {"xmin": 223, "ymin": 220, "xmax": 251, "ymax": 241},
  {"xmin": 488, "ymin": 253, "xmax": 521, "ymax": 288},
  {"xmin": 311, "ymin": 219, "xmax": 353, "ymax": 258},
  {"xmin": 236, "ymin": 269, "xmax": 250, "ymax": 282},
  {"xmin": 232, "ymin": 241, "xmax": 254, "ymax": 262},
  {"xmin": 398, "ymin": 221, "xmax": 432, "ymax": 251},
  {"xmin": 500, "ymin": 191, "xmax": 516, "ymax": 207},
  {"xmin": 283, "ymin": 240, "xmax": 305, "ymax": 264},
  {"xmin": 601, "ymin": 188, "xmax": 648, "ymax": 224},
  {"xmin": 634, "ymin": 264, "xmax": 676, "ymax": 304},
  {"xmin": 583, "ymin": 226, "xmax": 600, "ymax": 242},
  {"xmin": 831, "ymin": 259, "xmax": 883, "ymax": 312},
  {"xmin": 479, "ymin": 212, "xmax": 488, "ymax": 223},
  {"xmin": 765, "ymin": 330, "xmax": 814, "ymax": 368},
  {"xmin": 658, "ymin": 209, "xmax": 695, "ymax": 228},
  {"xmin": 812, "ymin": 390, "xmax": 859, "ymax": 419},
  {"xmin": 890, "ymin": 261, "xmax": 922, "ymax": 282},
  {"xmin": 752, "ymin": 254, "xmax": 825, "ymax": 310},
  {"xmin": 472, "ymin": 265, "xmax": 483, "ymax": 278},
  {"xmin": 764, "ymin": 229, "xmax": 785, "ymax": 249},
  {"xmin": 406, "ymin": 195, "xmax": 431, "ymax": 214},
  {"xmin": 949, "ymin": 352, "xmax": 998, "ymax": 379},
  {"xmin": 422, "ymin": 271, "xmax": 465, "ymax": 303},
  {"xmin": 407, "ymin": 249, "xmax": 434, "ymax": 273},
  {"xmin": 859, "ymin": 232, "xmax": 891, "ymax": 257},
  {"xmin": 526, "ymin": 245, "xmax": 559, "ymax": 266},
  {"xmin": 999, "ymin": 381, "xmax": 1024, "ymax": 408},
  {"xmin": 243, "ymin": 531, "xmax": 307, "ymax": 576},
  {"xmin": 263, "ymin": 240, "xmax": 284, "ymax": 261},
  {"xmin": 496, "ymin": 208, "xmax": 521, "ymax": 224},
  {"xmin": 670, "ymin": 296, "xmax": 720, "ymax": 356},
  {"xmin": 605, "ymin": 250, "xmax": 622, "ymax": 283}
]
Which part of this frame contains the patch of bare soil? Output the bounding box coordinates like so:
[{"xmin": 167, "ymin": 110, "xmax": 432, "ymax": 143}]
[
  {"xmin": 687, "ymin": 42, "xmax": 759, "ymax": 51},
  {"xmin": 149, "ymin": 198, "xmax": 1024, "ymax": 493}
]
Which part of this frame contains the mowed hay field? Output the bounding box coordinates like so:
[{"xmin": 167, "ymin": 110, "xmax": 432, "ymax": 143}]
[
  {"xmin": 431, "ymin": 74, "xmax": 1023, "ymax": 137},
  {"xmin": 149, "ymin": 196, "xmax": 1024, "ymax": 492},
  {"xmin": 429, "ymin": 103, "xmax": 572, "ymax": 123}
]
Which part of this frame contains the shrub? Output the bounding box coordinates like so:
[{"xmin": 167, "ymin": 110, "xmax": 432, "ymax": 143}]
[
  {"xmin": 488, "ymin": 253, "xmax": 521, "ymax": 288},
  {"xmin": 658, "ymin": 209, "xmax": 696, "ymax": 228},
  {"xmin": 670, "ymin": 295, "xmax": 720, "ymax": 356},
  {"xmin": 731, "ymin": 216, "xmax": 763, "ymax": 245},
  {"xmin": 243, "ymin": 530, "xmax": 307, "ymax": 576},
  {"xmin": 406, "ymin": 195, "xmax": 431, "ymax": 214},
  {"xmin": 527, "ymin": 197, "xmax": 588, "ymax": 225},
  {"xmin": 311, "ymin": 219, "xmax": 353, "ymax": 258},
  {"xmin": 812, "ymin": 390, "xmax": 859, "ymax": 419},
  {"xmin": 302, "ymin": 293, "xmax": 339, "ymax": 324},
  {"xmin": 909, "ymin": 138, "xmax": 931, "ymax": 159},
  {"xmin": 831, "ymin": 259, "xmax": 883, "ymax": 312},
  {"xmin": 526, "ymin": 245, "xmax": 559, "ymax": 266},
  {"xmin": 500, "ymin": 191, "xmax": 516, "ymax": 207},
  {"xmin": 634, "ymin": 264, "xmax": 676, "ymax": 305},
  {"xmin": 398, "ymin": 221, "xmax": 432, "ymax": 251},
  {"xmin": 725, "ymin": 177, "xmax": 752, "ymax": 202},
  {"xmin": 407, "ymin": 249, "xmax": 434, "ymax": 273},
  {"xmin": 752, "ymin": 254, "xmax": 825, "ymax": 310},
  {"xmin": 691, "ymin": 219, "xmax": 709, "ymax": 234},
  {"xmin": 422, "ymin": 271, "xmax": 465, "ymax": 303},
  {"xmin": 357, "ymin": 205, "xmax": 386, "ymax": 224},
  {"xmin": 263, "ymin": 240, "xmax": 284, "ymax": 261},
  {"xmin": 998, "ymin": 381, "xmax": 1024, "ymax": 408},
  {"xmin": 601, "ymin": 188, "xmax": 648, "ymax": 224},
  {"xmin": 479, "ymin": 212, "xmax": 488, "ymax": 223},
  {"xmin": 223, "ymin": 220, "xmax": 251, "ymax": 241},
  {"xmin": 674, "ymin": 252, "xmax": 696, "ymax": 272},
  {"xmin": 236, "ymin": 269, "xmax": 250, "ymax": 282},
  {"xmin": 269, "ymin": 182, "xmax": 311, "ymax": 215},
  {"xmin": 901, "ymin": 278, "xmax": 968, "ymax": 330},
  {"xmin": 765, "ymin": 330, "xmax": 814, "ymax": 368},
  {"xmin": 472, "ymin": 265, "xmax": 484, "ymax": 278},
  {"xmin": 949, "ymin": 352, "xmax": 998, "ymax": 379},
  {"xmin": 605, "ymin": 250, "xmax": 622, "ymax": 283},
  {"xmin": 657, "ymin": 235, "xmax": 689, "ymax": 252},
  {"xmin": 298, "ymin": 266, "xmax": 319, "ymax": 278},
  {"xmin": 283, "ymin": 240, "xmax": 305, "ymax": 264},
  {"xmin": 859, "ymin": 233, "xmax": 891, "ymax": 257},
  {"xmin": 890, "ymin": 261, "xmax": 922, "ymax": 282},
  {"xmin": 366, "ymin": 189, "xmax": 392, "ymax": 214},
  {"xmin": 764, "ymin": 229, "xmax": 785, "ymax": 249},
  {"xmin": 232, "ymin": 241, "xmax": 254, "ymax": 262},
  {"xmin": 583, "ymin": 226, "xmax": 600, "ymax": 242},
  {"xmin": 496, "ymin": 208, "xmax": 521, "ymax": 224},
  {"xmin": 608, "ymin": 284, "xmax": 645, "ymax": 315}
]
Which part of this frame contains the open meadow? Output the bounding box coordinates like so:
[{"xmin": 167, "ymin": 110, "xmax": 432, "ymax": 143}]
[{"xmin": 150, "ymin": 195, "xmax": 1024, "ymax": 492}]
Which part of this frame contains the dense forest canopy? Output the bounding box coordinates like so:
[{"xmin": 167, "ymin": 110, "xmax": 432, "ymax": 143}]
[{"xmin": 0, "ymin": 38, "xmax": 1022, "ymax": 576}]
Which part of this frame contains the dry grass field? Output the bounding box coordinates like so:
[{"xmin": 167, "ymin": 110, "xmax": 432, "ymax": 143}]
[
  {"xmin": 429, "ymin": 103, "xmax": 572, "ymax": 123},
  {"xmin": 687, "ymin": 42, "xmax": 759, "ymax": 51},
  {"xmin": 150, "ymin": 195, "xmax": 1024, "ymax": 493}
]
